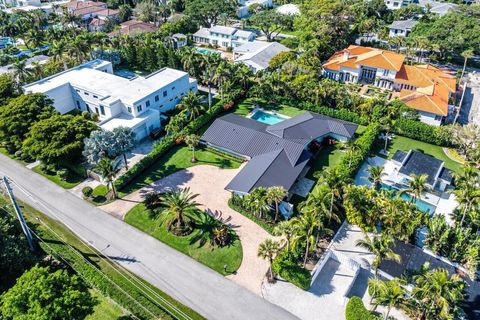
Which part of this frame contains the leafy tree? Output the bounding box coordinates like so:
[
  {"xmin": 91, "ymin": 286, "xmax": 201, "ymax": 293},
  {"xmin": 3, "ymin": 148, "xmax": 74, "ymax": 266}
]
[
  {"xmin": 400, "ymin": 174, "xmax": 428, "ymax": 203},
  {"xmin": 268, "ymin": 51, "xmax": 295, "ymax": 70},
  {"xmin": 273, "ymin": 220, "xmax": 296, "ymax": 253},
  {"xmin": 184, "ymin": 134, "xmax": 200, "ymax": 163},
  {"xmin": 136, "ymin": 1, "xmax": 157, "ymax": 23},
  {"xmin": 176, "ymin": 91, "xmax": 203, "ymax": 120},
  {"xmin": 118, "ymin": 4, "xmax": 132, "ymax": 22},
  {"xmin": 160, "ymin": 188, "xmax": 200, "ymax": 232},
  {"xmin": 97, "ymin": 158, "xmax": 120, "ymax": 199},
  {"xmin": 248, "ymin": 10, "xmax": 293, "ymax": 42},
  {"xmin": 82, "ymin": 130, "xmax": 117, "ymax": 165},
  {"xmin": 257, "ymin": 239, "xmax": 281, "ymax": 282},
  {"xmin": 366, "ymin": 165, "xmax": 383, "ymax": 189},
  {"xmin": 266, "ymin": 186, "xmax": 288, "ymax": 223},
  {"xmin": 0, "ymin": 265, "xmax": 96, "ymax": 319},
  {"xmin": 0, "ymin": 74, "xmax": 16, "ymax": 105},
  {"xmin": 112, "ymin": 127, "xmax": 136, "ymax": 169},
  {"xmin": 184, "ymin": 0, "xmax": 237, "ymax": 26},
  {"xmin": 0, "ymin": 94, "xmax": 55, "ymax": 152},
  {"xmin": 356, "ymin": 233, "xmax": 401, "ymax": 276},
  {"xmin": 22, "ymin": 115, "xmax": 96, "ymax": 167}
]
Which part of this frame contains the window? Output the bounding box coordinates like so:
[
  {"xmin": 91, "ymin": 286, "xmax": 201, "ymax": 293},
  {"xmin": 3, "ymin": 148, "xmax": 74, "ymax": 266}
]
[
  {"xmin": 84, "ymin": 92, "xmax": 89, "ymax": 96},
  {"xmin": 434, "ymin": 115, "xmax": 442, "ymax": 121},
  {"xmin": 85, "ymin": 103, "xmax": 91, "ymax": 113},
  {"xmin": 100, "ymin": 105, "xmax": 105, "ymax": 115},
  {"xmin": 93, "ymin": 95, "xmax": 98, "ymax": 98},
  {"xmin": 163, "ymin": 91, "xmax": 167, "ymax": 97},
  {"xmin": 137, "ymin": 105, "xmax": 142, "ymax": 112},
  {"xmin": 171, "ymin": 87, "xmax": 175, "ymax": 90},
  {"xmin": 75, "ymin": 89, "xmax": 80, "ymax": 93},
  {"xmin": 95, "ymin": 107, "xmax": 99, "ymax": 114},
  {"xmin": 169, "ymin": 99, "xmax": 173, "ymax": 102},
  {"xmin": 76, "ymin": 101, "xmax": 81, "ymax": 109},
  {"xmin": 127, "ymin": 106, "xmax": 132, "ymax": 113},
  {"xmin": 146, "ymin": 100, "xmax": 150, "ymax": 107},
  {"xmin": 155, "ymin": 95, "xmax": 159, "ymax": 102},
  {"xmin": 383, "ymin": 69, "xmax": 389, "ymax": 76}
]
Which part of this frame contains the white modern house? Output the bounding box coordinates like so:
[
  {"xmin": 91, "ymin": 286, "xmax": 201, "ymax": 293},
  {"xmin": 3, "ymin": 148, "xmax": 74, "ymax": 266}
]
[
  {"xmin": 233, "ymin": 41, "xmax": 290, "ymax": 73},
  {"xmin": 384, "ymin": 0, "xmax": 416, "ymax": 10},
  {"xmin": 23, "ymin": 60, "xmax": 197, "ymax": 141},
  {"xmin": 193, "ymin": 25, "xmax": 256, "ymax": 49},
  {"xmin": 388, "ymin": 20, "xmax": 418, "ymax": 38},
  {"xmin": 237, "ymin": 0, "xmax": 272, "ymax": 18}
]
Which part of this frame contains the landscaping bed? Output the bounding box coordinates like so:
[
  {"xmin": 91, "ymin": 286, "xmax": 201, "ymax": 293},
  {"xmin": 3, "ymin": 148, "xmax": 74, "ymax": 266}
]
[
  {"xmin": 125, "ymin": 204, "xmax": 243, "ymax": 275},
  {"xmin": 32, "ymin": 163, "xmax": 86, "ymax": 189}
]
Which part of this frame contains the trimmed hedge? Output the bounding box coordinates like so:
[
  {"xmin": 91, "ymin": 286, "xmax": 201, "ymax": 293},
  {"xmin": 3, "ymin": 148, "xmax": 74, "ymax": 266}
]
[
  {"xmin": 345, "ymin": 296, "xmax": 381, "ymax": 320},
  {"xmin": 228, "ymin": 196, "xmax": 275, "ymax": 234},
  {"xmin": 393, "ymin": 118, "xmax": 453, "ymax": 147},
  {"xmin": 300, "ymin": 102, "xmax": 369, "ymax": 126},
  {"xmin": 115, "ymin": 101, "xmax": 226, "ymax": 190},
  {"xmin": 272, "ymin": 252, "xmax": 312, "ymax": 290}
]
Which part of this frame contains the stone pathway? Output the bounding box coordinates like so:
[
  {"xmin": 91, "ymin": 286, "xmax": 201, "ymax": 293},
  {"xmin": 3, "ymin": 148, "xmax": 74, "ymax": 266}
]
[{"xmin": 100, "ymin": 165, "xmax": 277, "ymax": 295}]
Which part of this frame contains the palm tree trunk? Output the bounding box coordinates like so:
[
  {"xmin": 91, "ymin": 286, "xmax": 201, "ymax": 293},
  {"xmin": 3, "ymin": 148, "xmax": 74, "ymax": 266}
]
[
  {"xmin": 192, "ymin": 146, "xmax": 196, "ymax": 162},
  {"xmin": 385, "ymin": 306, "xmax": 391, "ymax": 320},
  {"xmin": 303, "ymin": 241, "xmax": 309, "ymax": 267},
  {"xmin": 274, "ymin": 202, "xmax": 279, "ymax": 223},
  {"xmin": 269, "ymin": 258, "xmax": 274, "ymax": 281},
  {"xmin": 111, "ymin": 180, "xmax": 117, "ymax": 198},
  {"xmin": 123, "ymin": 153, "xmax": 128, "ymax": 169},
  {"xmin": 208, "ymin": 84, "xmax": 212, "ymax": 109},
  {"xmin": 460, "ymin": 204, "xmax": 469, "ymax": 226}
]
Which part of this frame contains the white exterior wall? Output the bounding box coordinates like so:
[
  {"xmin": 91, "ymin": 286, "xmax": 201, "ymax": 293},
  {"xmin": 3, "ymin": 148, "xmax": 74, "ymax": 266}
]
[
  {"xmin": 419, "ymin": 111, "xmax": 442, "ymax": 126},
  {"xmin": 389, "ymin": 28, "xmax": 408, "ymax": 38},
  {"xmin": 385, "ymin": 0, "xmax": 413, "ymax": 10},
  {"xmin": 375, "ymin": 68, "xmax": 397, "ymax": 80},
  {"xmin": 46, "ymin": 83, "xmax": 76, "ymax": 114}
]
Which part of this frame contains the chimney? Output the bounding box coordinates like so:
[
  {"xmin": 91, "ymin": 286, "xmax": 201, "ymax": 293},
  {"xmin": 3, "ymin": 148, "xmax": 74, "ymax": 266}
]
[{"xmin": 343, "ymin": 50, "xmax": 349, "ymax": 61}]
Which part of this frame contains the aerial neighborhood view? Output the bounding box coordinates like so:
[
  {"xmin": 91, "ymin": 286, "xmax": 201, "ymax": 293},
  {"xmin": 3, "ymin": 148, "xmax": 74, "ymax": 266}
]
[{"xmin": 1, "ymin": 0, "xmax": 480, "ymax": 319}]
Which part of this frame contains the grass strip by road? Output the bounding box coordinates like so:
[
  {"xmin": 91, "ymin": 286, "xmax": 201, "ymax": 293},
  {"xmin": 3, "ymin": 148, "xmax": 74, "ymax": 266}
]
[
  {"xmin": 32, "ymin": 165, "xmax": 85, "ymax": 189},
  {"xmin": 125, "ymin": 204, "xmax": 243, "ymax": 275},
  {"xmin": 0, "ymin": 196, "xmax": 204, "ymax": 320}
]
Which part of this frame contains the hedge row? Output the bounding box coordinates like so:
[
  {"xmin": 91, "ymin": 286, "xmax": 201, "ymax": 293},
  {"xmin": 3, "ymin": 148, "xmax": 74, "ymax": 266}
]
[
  {"xmin": 300, "ymin": 102, "xmax": 370, "ymax": 126},
  {"xmin": 345, "ymin": 296, "xmax": 381, "ymax": 320},
  {"xmin": 228, "ymin": 196, "xmax": 275, "ymax": 234},
  {"xmin": 393, "ymin": 118, "xmax": 453, "ymax": 147},
  {"xmin": 272, "ymin": 252, "xmax": 312, "ymax": 290},
  {"xmin": 337, "ymin": 123, "xmax": 380, "ymax": 180},
  {"xmin": 115, "ymin": 101, "xmax": 226, "ymax": 190}
]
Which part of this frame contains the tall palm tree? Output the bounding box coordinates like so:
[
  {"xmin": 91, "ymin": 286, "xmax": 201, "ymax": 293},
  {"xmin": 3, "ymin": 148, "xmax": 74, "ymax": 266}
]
[
  {"xmin": 50, "ymin": 40, "xmax": 68, "ymax": 70},
  {"xmin": 266, "ymin": 186, "xmax": 288, "ymax": 223},
  {"xmin": 315, "ymin": 167, "xmax": 345, "ymax": 220},
  {"xmin": 291, "ymin": 211, "xmax": 322, "ymax": 267},
  {"xmin": 176, "ymin": 91, "xmax": 203, "ymax": 120},
  {"xmin": 367, "ymin": 165, "xmax": 383, "ymax": 189},
  {"xmin": 97, "ymin": 157, "xmax": 120, "ymax": 198},
  {"xmin": 246, "ymin": 187, "xmax": 270, "ymax": 219},
  {"xmin": 273, "ymin": 220, "xmax": 295, "ymax": 253},
  {"xmin": 257, "ymin": 239, "xmax": 281, "ymax": 282},
  {"xmin": 160, "ymin": 188, "xmax": 200, "ymax": 230},
  {"xmin": 11, "ymin": 60, "xmax": 31, "ymax": 84},
  {"xmin": 184, "ymin": 134, "xmax": 200, "ymax": 163},
  {"xmin": 401, "ymin": 174, "xmax": 428, "ymax": 203},
  {"xmin": 454, "ymin": 48, "xmax": 475, "ymax": 124},
  {"xmin": 369, "ymin": 279, "xmax": 405, "ymax": 319},
  {"xmin": 412, "ymin": 268, "xmax": 464, "ymax": 320},
  {"xmin": 452, "ymin": 185, "xmax": 480, "ymax": 226},
  {"xmin": 356, "ymin": 233, "xmax": 401, "ymax": 276}
]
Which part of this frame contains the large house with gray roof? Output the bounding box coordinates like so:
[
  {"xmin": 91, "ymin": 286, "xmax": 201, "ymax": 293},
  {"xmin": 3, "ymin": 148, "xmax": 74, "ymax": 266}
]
[
  {"xmin": 201, "ymin": 112, "xmax": 358, "ymax": 195},
  {"xmin": 192, "ymin": 25, "xmax": 256, "ymax": 49}
]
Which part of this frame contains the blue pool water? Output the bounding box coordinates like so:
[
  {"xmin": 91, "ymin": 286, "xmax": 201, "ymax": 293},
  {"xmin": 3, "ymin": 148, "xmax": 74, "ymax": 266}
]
[
  {"xmin": 195, "ymin": 47, "xmax": 221, "ymax": 55},
  {"xmin": 380, "ymin": 183, "xmax": 436, "ymax": 214},
  {"xmin": 250, "ymin": 110, "xmax": 286, "ymax": 125}
]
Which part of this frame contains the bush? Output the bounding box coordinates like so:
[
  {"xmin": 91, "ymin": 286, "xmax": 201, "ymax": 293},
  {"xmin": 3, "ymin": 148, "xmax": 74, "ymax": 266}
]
[
  {"xmin": 394, "ymin": 118, "xmax": 453, "ymax": 147},
  {"xmin": 56, "ymin": 169, "xmax": 69, "ymax": 181},
  {"xmin": 272, "ymin": 252, "xmax": 311, "ymax": 290},
  {"xmin": 299, "ymin": 102, "xmax": 369, "ymax": 126},
  {"xmin": 82, "ymin": 186, "xmax": 93, "ymax": 198},
  {"xmin": 345, "ymin": 296, "xmax": 380, "ymax": 320},
  {"xmin": 92, "ymin": 185, "xmax": 108, "ymax": 197},
  {"xmin": 228, "ymin": 195, "xmax": 274, "ymax": 234}
]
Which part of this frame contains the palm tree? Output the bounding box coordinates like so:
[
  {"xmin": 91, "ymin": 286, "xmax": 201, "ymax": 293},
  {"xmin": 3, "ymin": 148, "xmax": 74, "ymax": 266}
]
[
  {"xmin": 160, "ymin": 188, "xmax": 200, "ymax": 230},
  {"xmin": 176, "ymin": 91, "xmax": 203, "ymax": 120},
  {"xmin": 452, "ymin": 185, "xmax": 480, "ymax": 226},
  {"xmin": 369, "ymin": 279, "xmax": 405, "ymax": 319},
  {"xmin": 97, "ymin": 158, "xmax": 120, "ymax": 198},
  {"xmin": 412, "ymin": 268, "xmax": 464, "ymax": 320},
  {"xmin": 50, "ymin": 40, "xmax": 68, "ymax": 70},
  {"xmin": 367, "ymin": 165, "xmax": 383, "ymax": 189},
  {"xmin": 184, "ymin": 134, "xmax": 200, "ymax": 163},
  {"xmin": 291, "ymin": 211, "xmax": 321, "ymax": 267},
  {"xmin": 246, "ymin": 187, "xmax": 270, "ymax": 219},
  {"xmin": 266, "ymin": 186, "xmax": 288, "ymax": 223},
  {"xmin": 273, "ymin": 220, "xmax": 295, "ymax": 253},
  {"xmin": 454, "ymin": 49, "xmax": 475, "ymax": 124},
  {"xmin": 11, "ymin": 60, "xmax": 31, "ymax": 84},
  {"xmin": 356, "ymin": 233, "xmax": 401, "ymax": 276},
  {"xmin": 158, "ymin": 3, "xmax": 171, "ymax": 22},
  {"xmin": 315, "ymin": 167, "xmax": 345, "ymax": 220},
  {"xmin": 400, "ymin": 174, "xmax": 428, "ymax": 203},
  {"xmin": 257, "ymin": 239, "xmax": 281, "ymax": 282}
]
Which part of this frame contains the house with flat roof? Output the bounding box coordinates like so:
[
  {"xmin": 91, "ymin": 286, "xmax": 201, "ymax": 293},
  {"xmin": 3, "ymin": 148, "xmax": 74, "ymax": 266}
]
[
  {"xmin": 23, "ymin": 59, "xmax": 197, "ymax": 141},
  {"xmin": 388, "ymin": 20, "xmax": 417, "ymax": 38},
  {"xmin": 201, "ymin": 112, "xmax": 357, "ymax": 195},
  {"xmin": 193, "ymin": 25, "xmax": 256, "ymax": 49},
  {"xmin": 323, "ymin": 45, "xmax": 456, "ymax": 125},
  {"xmin": 233, "ymin": 41, "xmax": 289, "ymax": 73}
]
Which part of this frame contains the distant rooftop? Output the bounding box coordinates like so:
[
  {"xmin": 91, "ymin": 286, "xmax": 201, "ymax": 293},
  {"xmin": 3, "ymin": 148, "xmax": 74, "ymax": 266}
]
[{"xmin": 389, "ymin": 19, "xmax": 417, "ymax": 30}]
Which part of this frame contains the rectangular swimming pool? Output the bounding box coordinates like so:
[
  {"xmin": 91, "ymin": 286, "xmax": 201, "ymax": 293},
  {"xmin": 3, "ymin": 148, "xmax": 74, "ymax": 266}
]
[
  {"xmin": 380, "ymin": 183, "xmax": 436, "ymax": 215},
  {"xmin": 195, "ymin": 47, "xmax": 221, "ymax": 55},
  {"xmin": 250, "ymin": 110, "xmax": 286, "ymax": 125}
]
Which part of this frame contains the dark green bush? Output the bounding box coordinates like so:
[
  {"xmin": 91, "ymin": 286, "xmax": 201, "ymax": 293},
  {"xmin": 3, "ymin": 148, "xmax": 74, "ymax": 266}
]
[
  {"xmin": 228, "ymin": 195, "xmax": 274, "ymax": 234},
  {"xmin": 299, "ymin": 102, "xmax": 369, "ymax": 126},
  {"xmin": 393, "ymin": 118, "xmax": 453, "ymax": 147},
  {"xmin": 272, "ymin": 252, "xmax": 311, "ymax": 290},
  {"xmin": 345, "ymin": 296, "xmax": 381, "ymax": 320},
  {"xmin": 81, "ymin": 186, "xmax": 93, "ymax": 198}
]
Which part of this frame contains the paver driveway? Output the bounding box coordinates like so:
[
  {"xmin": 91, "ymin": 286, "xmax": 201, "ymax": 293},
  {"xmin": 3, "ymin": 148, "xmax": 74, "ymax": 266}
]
[{"xmin": 101, "ymin": 165, "xmax": 276, "ymax": 295}]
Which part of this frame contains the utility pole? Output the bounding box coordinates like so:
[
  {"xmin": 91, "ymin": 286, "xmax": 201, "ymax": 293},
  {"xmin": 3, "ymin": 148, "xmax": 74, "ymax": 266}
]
[{"xmin": 2, "ymin": 176, "xmax": 35, "ymax": 251}]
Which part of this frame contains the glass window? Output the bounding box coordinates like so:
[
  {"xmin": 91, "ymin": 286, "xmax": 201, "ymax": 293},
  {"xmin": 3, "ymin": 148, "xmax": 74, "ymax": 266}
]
[
  {"xmin": 127, "ymin": 106, "xmax": 132, "ymax": 113},
  {"xmin": 95, "ymin": 107, "xmax": 99, "ymax": 114},
  {"xmin": 100, "ymin": 105, "xmax": 105, "ymax": 115},
  {"xmin": 93, "ymin": 95, "xmax": 98, "ymax": 98},
  {"xmin": 155, "ymin": 95, "xmax": 159, "ymax": 102},
  {"xmin": 137, "ymin": 105, "xmax": 142, "ymax": 112},
  {"xmin": 76, "ymin": 101, "xmax": 81, "ymax": 109},
  {"xmin": 146, "ymin": 100, "xmax": 150, "ymax": 107},
  {"xmin": 171, "ymin": 87, "xmax": 175, "ymax": 90},
  {"xmin": 163, "ymin": 91, "xmax": 167, "ymax": 97},
  {"xmin": 84, "ymin": 92, "xmax": 89, "ymax": 96}
]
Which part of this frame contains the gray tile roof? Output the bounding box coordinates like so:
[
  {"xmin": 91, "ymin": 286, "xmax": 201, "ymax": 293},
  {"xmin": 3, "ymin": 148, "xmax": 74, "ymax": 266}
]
[
  {"xmin": 392, "ymin": 150, "xmax": 407, "ymax": 163},
  {"xmin": 389, "ymin": 20, "xmax": 418, "ymax": 31},
  {"xmin": 202, "ymin": 112, "xmax": 358, "ymax": 193},
  {"xmin": 398, "ymin": 150, "xmax": 444, "ymax": 186}
]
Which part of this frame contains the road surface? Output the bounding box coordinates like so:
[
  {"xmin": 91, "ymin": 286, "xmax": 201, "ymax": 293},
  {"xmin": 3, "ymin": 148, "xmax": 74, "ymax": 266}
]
[{"xmin": 0, "ymin": 154, "xmax": 297, "ymax": 320}]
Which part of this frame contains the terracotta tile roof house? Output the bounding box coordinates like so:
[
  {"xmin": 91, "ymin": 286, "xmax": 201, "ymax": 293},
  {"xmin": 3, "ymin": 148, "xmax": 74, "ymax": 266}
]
[
  {"xmin": 88, "ymin": 17, "xmax": 105, "ymax": 32},
  {"xmin": 322, "ymin": 45, "xmax": 456, "ymax": 126},
  {"xmin": 108, "ymin": 20, "xmax": 158, "ymax": 37}
]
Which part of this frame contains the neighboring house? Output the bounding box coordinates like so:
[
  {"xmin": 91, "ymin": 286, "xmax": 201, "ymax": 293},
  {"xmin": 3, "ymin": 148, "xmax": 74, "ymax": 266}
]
[
  {"xmin": 2, "ymin": 0, "xmax": 68, "ymax": 13},
  {"xmin": 388, "ymin": 20, "xmax": 417, "ymax": 38},
  {"xmin": 0, "ymin": 55, "xmax": 49, "ymax": 75},
  {"xmin": 233, "ymin": 41, "xmax": 289, "ymax": 73},
  {"xmin": 323, "ymin": 46, "xmax": 456, "ymax": 125},
  {"xmin": 23, "ymin": 59, "xmax": 197, "ymax": 141},
  {"xmin": 384, "ymin": 0, "xmax": 415, "ymax": 10},
  {"xmin": 201, "ymin": 112, "xmax": 357, "ymax": 195},
  {"xmin": 418, "ymin": 0, "xmax": 457, "ymax": 16},
  {"xmin": 87, "ymin": 8, "xmax": 119, "ymax": 31},
  {"xmin": 386, "ymin": 150, "xmax": 453, "ymax": 192},
  {"xmin": 88, "ymin": 17, "xmax": 105, "ymax": 32},
  {"xmin": 166, "ymin": 33, "xmax": 188, "ymax": 50},
  {"xmin": 192, "ymin": 25, "xmax": 256, "ymax": 49},
  {"xmin": 237, "ymin": 0, "xmax": 272, "ymax": 18},
  {"xmin": 276, "ymin": 3, "xmax": 300, "ymax": 15},
  {"xmin": 108, "ymin": 20, "xmax": 157, "ymax": 37}
]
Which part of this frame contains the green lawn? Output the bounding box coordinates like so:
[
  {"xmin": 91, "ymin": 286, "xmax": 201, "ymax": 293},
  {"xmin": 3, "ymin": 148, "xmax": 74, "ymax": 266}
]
[
  {"xmin": 383, "ymin": 135, "xmax": 462, "ymax": 173},
  {"xmin": 86, "ymin": 290, "xmax": 124, "ymax": 320},
  {"xmin": 86, "ymin": 184, "xmax": 113, "ymax": 206},
  {"xmin": 118, "ymin": 146, "xmax": 242, "ymax": 196},
  {"xmin": 125, "ymin": 204, "xmax": 243, "ymax": 275},
  {"xmin": 32, "ymin": 165, "xmax": 85, "ymax": 189},
  {"xmin": 306, "ymin": 144, "xmax": 344, "ymax": 180},
  {"xmin": 234, "ymin": 98, "xmax": 305, "ymax": 118}
]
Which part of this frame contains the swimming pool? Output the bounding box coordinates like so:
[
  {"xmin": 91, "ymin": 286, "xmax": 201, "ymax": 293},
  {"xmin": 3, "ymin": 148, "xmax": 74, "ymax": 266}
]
[
  {"xmin": 195, "ymin": 47, "xmax": 221, "ymax": 55},
  {"xmin": 380, "ymin": 183, "xmax": 436, "ymax": 214},
  {"xmin": 250, "ymin": 110, "xmax": 287, "ymax": 125}
]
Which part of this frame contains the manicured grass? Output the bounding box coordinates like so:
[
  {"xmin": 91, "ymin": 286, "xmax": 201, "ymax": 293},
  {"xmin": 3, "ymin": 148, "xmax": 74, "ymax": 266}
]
[
  {"xmin": 306, "ymin": 144, "xmax": 344, "ymax": 180},
  {"xmin": 125, "ymin": 204, "xmax": 243, "ymax": 275},
  {"xmin": 86, "ymin": 184, "xmax": 112, "ymax": 206},
  {"xmin": 32, "ymin": 165, "xmax": 85, "ymax": 189},
  {"xmin": 86, "ymin": 290, "xmax": 124, "ymax": 320},
  {"xmin": 384, "ymin": 135, "xmax": 462, "ymax": 173},
  {"xmin": 0, "ymin": 196, "xmax": 204, "ymax": 320},
  {"xmin": 234, "ymin": 98, "xmax": 305, "ymax": 118},
  {"xmin": 118, "ymin": 146, "xmax": 242, "ymax": 197}
]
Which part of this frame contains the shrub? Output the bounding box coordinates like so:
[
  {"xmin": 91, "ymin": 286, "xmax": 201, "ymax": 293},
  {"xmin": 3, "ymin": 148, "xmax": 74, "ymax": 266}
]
[
  {"xmin": 82, "ymin": 186, "xmax": 93, "ymax": 198},
  {"xmin": 228, "ymin": 195, "xmax": 275, "ymax": 234},
  {"xmin": 272, "ymin": 252, "xmax": 311, "ymax": 290},
  {"xmin": 393, "ymin": 118, "xmax": 453, "ymax": 147},
  {"xmin": 56, "ymin": 169, "xmax": 69, "ymax": 181},
  {"xmin": 345, "ymin": 296, "xmax": 380, "ymax": 320},
  {"xmin": 299, "ymin": 102, "xmax": 369, "ymax": 125}
]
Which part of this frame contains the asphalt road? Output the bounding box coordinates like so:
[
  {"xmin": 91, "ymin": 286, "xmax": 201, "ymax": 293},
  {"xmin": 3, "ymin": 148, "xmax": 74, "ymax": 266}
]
[{"xmin": 0, "ymin": 154, "xmax": 297, "ymax": 320}]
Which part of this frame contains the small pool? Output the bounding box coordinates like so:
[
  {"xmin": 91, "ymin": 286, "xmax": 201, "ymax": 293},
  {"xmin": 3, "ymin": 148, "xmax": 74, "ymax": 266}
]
[
  {"xmin": 250, "ymin": 110, "xmax": 286, "ymax": 125},
  {"xmin": 195, "ymin": 47, "xmax": 221, "ymax": 55},
  {"xmin": 380, "ymin": 183, "xmax": 436, "ymax": 214}
]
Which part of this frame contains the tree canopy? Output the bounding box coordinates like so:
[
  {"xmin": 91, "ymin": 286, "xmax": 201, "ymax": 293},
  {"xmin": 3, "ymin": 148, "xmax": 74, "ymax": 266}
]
[{"xmin": 184, "ymin": 0, "xmax": 237, "ymax": 26}]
